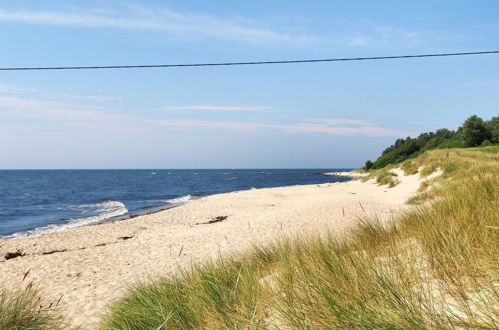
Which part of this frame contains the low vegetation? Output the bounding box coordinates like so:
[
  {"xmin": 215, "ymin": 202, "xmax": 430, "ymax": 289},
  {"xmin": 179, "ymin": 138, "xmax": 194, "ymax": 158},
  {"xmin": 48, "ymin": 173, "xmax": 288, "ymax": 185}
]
[
  {"xmin": 99, "ymin": 147, "xmax": 498, "ymax": 329},
  {"xmin": 365, "ymin": 114, "xmax": 499, "ymax": 169},
  {"xmin": 0, "ymin": 285, "xmax": 64, "ymax": 330},
  {"xmin": 360, "ymin": 168, "xmax": 401, "ymax": 188},
  {"xmin": 375, "ymin": 170, "xmax": 399, "ymax": 187}
]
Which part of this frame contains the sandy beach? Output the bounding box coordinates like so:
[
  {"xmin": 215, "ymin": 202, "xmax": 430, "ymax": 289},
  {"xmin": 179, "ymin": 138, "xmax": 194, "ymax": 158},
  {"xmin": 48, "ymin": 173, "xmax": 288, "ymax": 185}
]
[{"xmin": 0, "ymin": 169, "xmax": 426, "ymax": 329}]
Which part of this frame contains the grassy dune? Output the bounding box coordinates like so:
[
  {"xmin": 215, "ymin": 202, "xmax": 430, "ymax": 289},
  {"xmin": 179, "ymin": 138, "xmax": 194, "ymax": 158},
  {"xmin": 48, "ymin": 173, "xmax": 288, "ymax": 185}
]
[
  {"xmin": 99, "ymin": 147, "xmax": 498, "ymax": 329},
  {"xmin": 2, "ymin": 147, "xmax": 498, "ymax": 329}
]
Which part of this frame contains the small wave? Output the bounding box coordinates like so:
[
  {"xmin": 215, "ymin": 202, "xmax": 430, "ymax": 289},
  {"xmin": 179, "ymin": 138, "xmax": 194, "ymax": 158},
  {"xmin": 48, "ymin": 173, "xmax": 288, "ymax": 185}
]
[
  {"xmin": 2, "ymin": 201, "xmax": 128, "ymax": 240},
  {"xmin": 165, "ymin": 195, "xmax": 193, "ymax": 205}
]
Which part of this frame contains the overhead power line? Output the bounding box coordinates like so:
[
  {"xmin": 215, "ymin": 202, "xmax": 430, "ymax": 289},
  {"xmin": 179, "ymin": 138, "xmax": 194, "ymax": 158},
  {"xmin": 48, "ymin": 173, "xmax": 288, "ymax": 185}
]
[{"xmin": 1, "ymin": 50, "xmax": 498, "ymax": 71}]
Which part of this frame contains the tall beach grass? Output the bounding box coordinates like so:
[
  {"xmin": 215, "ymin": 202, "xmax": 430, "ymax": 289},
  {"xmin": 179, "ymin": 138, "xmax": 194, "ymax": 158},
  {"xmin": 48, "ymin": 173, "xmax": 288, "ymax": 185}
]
[
  {"xmin": 99, "ymin": 147, "xmax": 499, "ymax": 329},
  {"xmin": 0, "ymin": 285, "xmax": 65, "ymax": 330}
]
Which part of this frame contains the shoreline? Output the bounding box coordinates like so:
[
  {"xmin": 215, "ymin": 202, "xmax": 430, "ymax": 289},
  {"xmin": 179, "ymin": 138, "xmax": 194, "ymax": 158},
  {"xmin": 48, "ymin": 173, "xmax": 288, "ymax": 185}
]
[
  {"xmin": 0, "ymin": 169, "xmax": 422, "ymax": 329},
  {"xmin": 100, "ymin": 196, "xmax": 199, "ymax": 224},
  {"xmin": 2, "ymin": 173, "xmax": 353, "ymax": 241},
  {"xmin": 1, "ymin": 196, "xmax": 197, "ymax": 241}
]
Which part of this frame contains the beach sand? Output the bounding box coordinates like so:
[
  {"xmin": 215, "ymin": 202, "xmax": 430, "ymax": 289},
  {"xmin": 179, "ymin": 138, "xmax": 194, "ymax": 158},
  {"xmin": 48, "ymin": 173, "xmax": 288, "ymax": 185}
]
[{"xmin": 0, "ymin": 170, "xmax": 427, "ymax": 329}]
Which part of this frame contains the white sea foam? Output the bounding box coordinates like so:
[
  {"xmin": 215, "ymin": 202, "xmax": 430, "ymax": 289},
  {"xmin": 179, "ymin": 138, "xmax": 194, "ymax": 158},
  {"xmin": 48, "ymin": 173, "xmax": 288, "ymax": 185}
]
[
  {"xmin": 165, "ymin": 195, "xmax": 193, "ymax": 205},
  {"xmin": 2, "ymin": 201, "xmax": 128, "ymax": 240}
]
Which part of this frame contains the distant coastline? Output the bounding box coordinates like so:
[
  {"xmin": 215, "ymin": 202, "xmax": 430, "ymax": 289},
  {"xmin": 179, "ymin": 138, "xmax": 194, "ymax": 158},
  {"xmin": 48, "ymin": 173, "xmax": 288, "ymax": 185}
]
[{"xmin": 321, "ymin": 170, "xmax": 366, "ymax": 179}]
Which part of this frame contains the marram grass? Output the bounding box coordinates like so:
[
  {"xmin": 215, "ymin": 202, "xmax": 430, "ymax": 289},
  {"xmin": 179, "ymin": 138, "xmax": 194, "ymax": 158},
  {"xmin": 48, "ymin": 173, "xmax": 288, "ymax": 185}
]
[
  {"xmin": 0, "ymin": 285, "xmax": 65, "ymax": 330},
  {"xmin": 100, "ymin": 148, "xmax": 499, "ymax": 329}
]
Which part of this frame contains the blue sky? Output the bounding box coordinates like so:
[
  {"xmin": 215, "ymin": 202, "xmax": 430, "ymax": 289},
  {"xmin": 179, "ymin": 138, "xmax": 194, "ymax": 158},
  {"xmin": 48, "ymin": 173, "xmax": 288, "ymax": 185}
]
[{"xmin": 1, "ymin": 1, "xmax": 498, "ymax": 169}]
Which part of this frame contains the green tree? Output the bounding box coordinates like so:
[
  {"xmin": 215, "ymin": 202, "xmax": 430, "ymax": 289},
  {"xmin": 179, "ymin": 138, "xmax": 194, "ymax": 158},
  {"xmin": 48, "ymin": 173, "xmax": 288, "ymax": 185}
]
[
  {"xmin": 366, "ymin": 115, "xmax": 496, "ymax": 169},
  {"xmin": 460, "ymin": 115, "xmax": 491, "ymax": 147},
  {"xmin": 486, "ymin": 116, "xmax": 499, "ymax": 144}
]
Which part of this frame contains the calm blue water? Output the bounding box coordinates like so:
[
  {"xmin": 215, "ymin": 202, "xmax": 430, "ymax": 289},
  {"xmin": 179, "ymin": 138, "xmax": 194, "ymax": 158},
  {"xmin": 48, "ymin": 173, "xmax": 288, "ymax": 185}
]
[{"xmin": 0, "ymin": 169, "xmax": 351, "ymax": 239}]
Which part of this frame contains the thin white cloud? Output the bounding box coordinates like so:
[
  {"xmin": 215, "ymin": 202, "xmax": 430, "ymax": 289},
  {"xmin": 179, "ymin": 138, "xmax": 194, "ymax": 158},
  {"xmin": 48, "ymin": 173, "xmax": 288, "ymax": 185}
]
[
  {"xmin": 316, "ymin": 118, "xmax": 375, "ymax": 126},
  {"xmin": 0, "ymin": 84, "xmax": 412, "ymax": 137},
  {"xmin": 0, "ymin": 95, "xmax": 142, "ymax": 131},
  {"xmin": 148, "ymin": 119, "xmax": 273, "ymax": 131},
  {"xmin": 149, "ymin": 119, "xmax": 413, "ymax": 137},
  {"xmin": 0, "ymin": 95, "xmax": 104, "ymax": 113},
  {"xmin": 338, "ymin": 20, "xmax": 462, "ymax": 50},
  {"xmin": 45, "ymin": 93, "xmax": 121, "ymax": 102},
  {"xmin": 284, "ymin": 123, "xmax": 412, "ymax": 137},
  {"xmin": 0, "ymin": 83, "xmax": 120, "ymax": 102},
  {"xmin": 0, "ymin": 83, "xmax": 40, "ymax": 94},
  {"xmin": 0, "ymin": 6, "xmax": 313, "ymax": 44},
  {"xmin": 160, "ymin": 105, "xmax": 274, "ymax": 112}
]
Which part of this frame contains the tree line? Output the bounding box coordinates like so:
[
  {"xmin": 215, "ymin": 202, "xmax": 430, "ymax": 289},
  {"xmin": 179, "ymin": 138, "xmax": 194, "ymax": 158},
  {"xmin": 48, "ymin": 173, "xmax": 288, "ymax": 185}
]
[{"xmin": 365, "ymin": 115, "xmax": 499, "ymax": 170}]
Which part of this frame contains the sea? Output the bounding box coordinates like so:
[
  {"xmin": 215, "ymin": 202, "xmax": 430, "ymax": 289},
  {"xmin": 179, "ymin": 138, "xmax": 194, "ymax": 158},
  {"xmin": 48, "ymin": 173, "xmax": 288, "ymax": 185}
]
[{"xmin": 0, "ymin": 169, "xmax": 352, "ymax": 239}]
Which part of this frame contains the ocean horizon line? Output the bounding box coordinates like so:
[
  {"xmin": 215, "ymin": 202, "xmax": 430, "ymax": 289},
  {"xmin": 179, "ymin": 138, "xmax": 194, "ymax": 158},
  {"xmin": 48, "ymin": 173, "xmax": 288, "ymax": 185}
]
[{"xmin": 0, "ymin": 167, "xmax": 356, "ymax": 171}]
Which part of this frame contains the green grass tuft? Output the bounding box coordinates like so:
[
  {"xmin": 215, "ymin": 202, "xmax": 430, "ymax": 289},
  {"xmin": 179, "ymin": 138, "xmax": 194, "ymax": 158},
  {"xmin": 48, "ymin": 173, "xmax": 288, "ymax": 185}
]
[
  {"xmin": 0, "ymin": 287, "xmax": 65, "ymax": 330},
  {"xmin": 375, "ymin": 170, "xmax": 400, "ymax": 187},
  {"xmin": 472, "ymin": 144, "xmax": 499, "ymax": 153}
]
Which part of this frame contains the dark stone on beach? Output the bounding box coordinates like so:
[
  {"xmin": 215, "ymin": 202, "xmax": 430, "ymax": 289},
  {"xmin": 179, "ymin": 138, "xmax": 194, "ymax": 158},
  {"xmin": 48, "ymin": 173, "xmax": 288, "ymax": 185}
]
[
  {"xmin": 118, "ymin": 235, "xmax": 134, "ymax": 240},
  {"xmin": 196, "ymin": 215, "xmax": 228, "ymax": 225},
  {"xmin": 207, "ymin": 215, "xmax": 228, "ymax": 224},
  {"xmin": 5, "ymin": 250, "xmax": 26, "ymax": 260}
]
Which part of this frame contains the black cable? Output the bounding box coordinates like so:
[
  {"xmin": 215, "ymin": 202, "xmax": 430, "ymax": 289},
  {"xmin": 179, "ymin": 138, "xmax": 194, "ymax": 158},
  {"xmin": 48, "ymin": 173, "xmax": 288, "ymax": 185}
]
[{"xmin": 1, "ymin": 50, "xmax": 498, "ymax": 71}]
